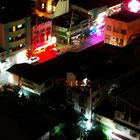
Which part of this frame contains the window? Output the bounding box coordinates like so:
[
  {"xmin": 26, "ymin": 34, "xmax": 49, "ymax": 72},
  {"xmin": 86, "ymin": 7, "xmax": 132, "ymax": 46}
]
[
  {"xmin": 9, "ymin": 37, "xmax": 12, "ymax": 41},
  {"xmin": 17, "ymin": 24, "xmax": 22, "ymax": 29},
  {"xmin": 107, "ymin": 25, "xmax": 111, "ymax": 31},
  {"xmin": 120, "ymin": 39, "xmax": 123, "ymax": 45},
  {"xmin": 13, "ymin": 26, "xmax": 16, "ymax": 32},
  {"xmin": 121, "ymin": 29, "xmax": 127, "ymax": 35},
  {"xmin": 19, "ymin": 44, "xmax": 23, "ymax": 47},
  {"xmin": 40, "ymin": 33, "xmax": 44, "ymax": 42},
  {"xmin": 113, "ymin": 27, "xmax": 119, "ymax": 33},
  {"xmin": 41, "ymin": 3, "xmax": 45, "ymax": 9},
  {"xmin": 130, "ymin": 130, "xmax": 137, "ymax": 137}
]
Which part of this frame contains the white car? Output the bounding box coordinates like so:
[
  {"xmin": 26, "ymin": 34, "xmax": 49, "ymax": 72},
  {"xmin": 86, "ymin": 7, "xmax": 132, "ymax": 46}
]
[{"xmin": 27, "ymin": 56, "xmax": 40, "ymax": 64}]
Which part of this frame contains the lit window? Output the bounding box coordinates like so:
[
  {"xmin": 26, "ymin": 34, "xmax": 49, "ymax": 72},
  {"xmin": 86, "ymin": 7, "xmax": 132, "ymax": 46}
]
[
  {"xmin": 17, "ymin": 24, "xmax": 22, "ymax": 29},
  {"xmin": 13, "ymin": 26, "xmax": 16, "ymax": 32},
  {"xmin": 47, "ymin": 4, "xmax": 52, "ymax": 13},
  {"xmin": 9, "ymin": 37, "xmax": 12, "ymax": 41},
  {"xmin": 20, "ymin": 44, "xmax": 23, "ymax": 47},
  {"xmin": 41, "ymin": 3, "xmax": 45, "ymax": 9}
]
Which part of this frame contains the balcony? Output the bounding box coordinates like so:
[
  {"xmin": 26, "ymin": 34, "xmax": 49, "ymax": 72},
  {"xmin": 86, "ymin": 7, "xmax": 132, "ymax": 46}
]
[
  {"xmin": 9, "ymin": 28, "xmax": 26, "ymax": 36},
  {"xmin": 114, "ymin": 110, "xmax": 140, "ymax": 130},
  {"xmin": 9, "ymin": 38, "xmax": 26, "ymax": 48}
]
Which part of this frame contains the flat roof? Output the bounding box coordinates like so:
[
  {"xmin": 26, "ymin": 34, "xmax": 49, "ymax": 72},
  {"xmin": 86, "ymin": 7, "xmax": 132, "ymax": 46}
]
[
  {"xmin": 52, "ymin": 11, "xmax": 88, "ymax": 28},
  {"xmin": 70, "ymin": 0, "xmax": 124, "ymax": 10},
  {"xmin": 31, "ymin": 14, "xmax": 51, "ymax": 26},
  {"xmin": 0, "ymin": 1, "xmax": 32, "ymax": 23},
  {"xmin": 118, "ymin": 81, "xmax": 140, "ymax": 110},
  {"xmin": 109, "ymin": 10, "xmax": 140, "ymax": 22},
  {"xmin": 8, "ymin": 53, "xmax": 79, "ymax": 84},
  {"xmin": 8, "ymin": 46, "xmax": 108, "ymax": 85}
]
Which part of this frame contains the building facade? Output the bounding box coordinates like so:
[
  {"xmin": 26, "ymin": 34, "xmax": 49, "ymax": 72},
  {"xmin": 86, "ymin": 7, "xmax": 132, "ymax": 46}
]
[
  {"xmin": 104, "ymin": 10, "xmax": 140, "ymax": 47},
  {"xmin": 71, "ymin": 1, "xmax": 124, "ymax": 36},
  {"xmin": 0, "ymin": 17, "xmax": 31, "ymax": 57},
  {"xmin": 31, "ymin": 16, "xmax": 52, "ymax": 54},
  {"xmin": 35, "ymin": 0, "xmax": 69, "ymax": 18},
  {"xmin": 52, "ymin": 11, "xmax": 90, "ymax": 44}
]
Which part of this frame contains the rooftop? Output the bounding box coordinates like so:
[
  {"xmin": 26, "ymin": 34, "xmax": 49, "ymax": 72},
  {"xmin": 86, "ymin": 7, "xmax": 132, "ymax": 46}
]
[
  {"xmin": 8, "ymin": 46, "xmax": 109, "ymax": 85},
  {"xmin": 109, "ymin": 10, "xmax": 140, "ymax": 22},
  {"xmin": 0, "ymin": 0, "xmax": 32, "ymax": 23},
  {"xmin": 94, "ymin": 99, "xmax": 115, "ymax": 120},
  {"xmin": 118, "ymin": 81, "xmax": 140, "ymax": 111},
  {"xmin": 31, "ymin": 14, "xmax": 51, "ymax": 26},
  {"xmin": 8, "ymin": 42, "xmax": 134, "ymax": 86},
  {"xmin": 52, "ymin": 11, "xmax": 88, "ymax": 28},
  {"xmin": 8, "ymin": 53, "xmax": 78, "ymax": 85},
  {"xmin": 70, "ymin": 0, "xmax": 124, "ymax": 10}
]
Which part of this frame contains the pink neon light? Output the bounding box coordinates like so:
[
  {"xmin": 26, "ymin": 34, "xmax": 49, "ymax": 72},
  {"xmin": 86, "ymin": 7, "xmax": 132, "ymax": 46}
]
[{"xmin": 128, "ymin": 0, "xmax": 140, "ymax": 13}]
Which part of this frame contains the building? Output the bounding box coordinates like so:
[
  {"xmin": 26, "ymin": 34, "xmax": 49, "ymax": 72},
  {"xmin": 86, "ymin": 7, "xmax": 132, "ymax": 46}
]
[
  {"xmin": 0, "ymin": 8, "xmax": 31, "ymax": 57},
  {"xmin": 94, "ymin": 73, "xmax": 140, "ymax": 140},
  {"xmin": 104, "ymin": 10, "xmax": 140, "ymax": 47},
  {"xmin": 7, "ymin": 52, "xmax": 75, "ymax": 95},
  {"xmin": 31, "ymin": 15, "xmax": 53, "ymax": 54},
  {"xmin": 35, "ymin": 0, "xmax": 69, "ymax": 19},
  {"xmin": 114, "ymin": 82, "xmax": 140, "ymax": 140},
  {"xmin": 70, "ymin": 0, "xmax": 124, "ymax": 36},
  {"xmin": 52, "ymin": 11, "xmax": 90, "ymax": 44}
]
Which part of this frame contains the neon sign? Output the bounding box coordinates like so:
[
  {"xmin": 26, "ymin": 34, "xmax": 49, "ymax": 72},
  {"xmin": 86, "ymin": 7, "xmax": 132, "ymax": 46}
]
[{"xmin": 128, "ymin": 0, "xmax": 140, "ymax": 13}]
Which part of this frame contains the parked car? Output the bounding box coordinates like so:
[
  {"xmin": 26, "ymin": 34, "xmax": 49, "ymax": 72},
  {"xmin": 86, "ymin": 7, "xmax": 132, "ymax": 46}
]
[{"xmin": 27, "ymin": 56, "xmax": 40, "ymax": 64}]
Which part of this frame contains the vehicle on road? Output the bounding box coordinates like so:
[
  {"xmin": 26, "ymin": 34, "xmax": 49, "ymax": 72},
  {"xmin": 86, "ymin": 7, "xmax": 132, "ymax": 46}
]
[{"xmin": 26, "ymin": 56, "xmax": 40, "ymax": 64}]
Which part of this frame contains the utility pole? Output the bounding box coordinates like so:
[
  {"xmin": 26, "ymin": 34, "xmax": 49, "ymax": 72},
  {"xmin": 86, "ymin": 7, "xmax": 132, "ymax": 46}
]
[{"xmin": 68, "ymin": 11, "xmax": 74, "ymax": 44}]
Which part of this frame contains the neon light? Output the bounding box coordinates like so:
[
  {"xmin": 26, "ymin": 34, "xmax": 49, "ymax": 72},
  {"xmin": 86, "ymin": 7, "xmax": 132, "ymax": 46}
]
[
  {"xmin": 51, "ymin": 36, "xmax": 57, "ymax": 44},
  {"xmin": 128, "ymin": 0, "xmax": 140, "ymax": 13}
]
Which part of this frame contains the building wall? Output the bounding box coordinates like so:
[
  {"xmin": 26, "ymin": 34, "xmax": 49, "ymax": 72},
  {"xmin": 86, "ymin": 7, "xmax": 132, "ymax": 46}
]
[
  {"xmin": 52, "ymin": 19, "xmax": 89, "ymax": 44},
  {"xmin": 95, "ymin": 113, "xmax": 140, "ymax": 140},
  {"xmin": 0, "ymin": 51, "xmax": 6, "ymax": 62},
  {"xmin": 26, "ymin": 17, "xmax": 31, "ymax": 51},
  {"xmin": 0, "ymin": 23, "xmax": 6, "ymax": 49},
  {"xmin": 0, "ymin": 17, "xmax": 31, "ymax": 57},
  {"xmin": 21, "ymin": 77, "xmax": 43, "ymax": 95},
  {"xmin": 71, "ymin": 3, "xmax": 123, "ymax": 37},
  {"xmin": 54, "ymin": 0, "xmax": 69, "ymax": 17},
  {"xmin": 9, "ymin": 72, "xmax": 53, "ymax": 95},
  {"xmin": 104, "ymin": 17, "xmax": 140, "ymax": 47},
  {"xmin": 9, "ymin": 73, "xmax": 20, "ymax": 86},
  {"xmin": 52, "ymin": 25, "xmax": 69, "ymax": 44},
  {"xmin": 31, "ymin": 20, "xmax": 52, "ymax": 51},
  {"xmin": 128, "ymin": 19, "xmax": 140, "ymax": 40},
  {"xmin": 35, "ymin": 0, "xmax": 69, "ymax": 19}
]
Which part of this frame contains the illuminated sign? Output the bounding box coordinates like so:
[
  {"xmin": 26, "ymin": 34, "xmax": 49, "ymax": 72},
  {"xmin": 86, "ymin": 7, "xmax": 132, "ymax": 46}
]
[{"xmin": 128, "ymin": 0, "xmax": 140, "ymax": 13}]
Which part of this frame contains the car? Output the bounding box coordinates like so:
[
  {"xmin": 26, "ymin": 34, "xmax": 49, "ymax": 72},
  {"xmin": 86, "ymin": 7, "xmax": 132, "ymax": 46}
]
[{"xmin": 27, "ymin": 56, "xmax": 40, "ymax": 64}]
